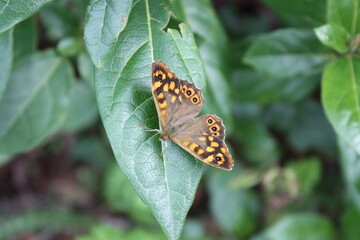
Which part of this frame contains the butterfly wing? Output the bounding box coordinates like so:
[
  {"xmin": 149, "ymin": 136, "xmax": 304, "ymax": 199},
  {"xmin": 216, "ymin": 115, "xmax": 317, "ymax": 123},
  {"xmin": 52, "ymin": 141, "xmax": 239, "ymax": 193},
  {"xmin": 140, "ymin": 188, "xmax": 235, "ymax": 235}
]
[
  {"xmin": 151, "ymin": 61, "xmax": 204, "ymax": 129},
  {"xmin": 151, "ymin": 61, "xmax": 233, "ymax": 170},
  {"xmin": 170, "ymin": 114, "xmax": 234, "ymax": 171}
]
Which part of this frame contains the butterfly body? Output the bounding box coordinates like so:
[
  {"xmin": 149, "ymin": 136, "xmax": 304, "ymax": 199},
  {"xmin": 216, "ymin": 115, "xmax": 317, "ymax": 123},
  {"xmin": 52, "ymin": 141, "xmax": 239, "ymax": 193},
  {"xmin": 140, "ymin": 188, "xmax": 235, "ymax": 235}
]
[{"xmin": 151, "ymin": 61, "xmax": 234, "ymax": 171}]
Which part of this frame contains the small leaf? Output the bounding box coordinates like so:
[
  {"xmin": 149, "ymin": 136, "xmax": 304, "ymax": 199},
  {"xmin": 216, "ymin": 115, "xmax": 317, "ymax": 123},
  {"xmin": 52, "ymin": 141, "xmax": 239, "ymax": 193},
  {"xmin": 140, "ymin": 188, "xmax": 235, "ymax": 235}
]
[
  {"xmin": 234, "ymin": 117, "xmax": 280, "ymax": 165},
  {"xmin": 328, "ymin": 0, "xmax": 360, "ymax": 37},
  {"xmin": 206, "ymin": 167, "xmax": 259, "ymax": 237},
  {"xmin": 244, "ymin": 29, "xmax": 331, "ymax": 79},
  {"xmin": 262, "ymin": 0, "xmax": 326, "ymax": 28},
  {"xmin": 84, "ymin": 0, "xmax": 132, "ymax": 67},
  {"xmin": 57, "ymin": 37, "xmax": 83, "ymax": 57},
  {"xmin": 322, "ymin": 57, "xmax": 360, "ymax": 155},
  {"xmin": 286, "ymin": 157, "xmax": 321, "ymax": 196},
  {"xmin": 0, "ymin": 0, "xmax": 52, "ymax": 33},
  {"xmin": 252, "ymin": 213, "xmax": 336, "ymax": 240},
  {"xmin": 339, "ymin": 138, "xmax": 360, "ymax": 211},
  {"xmin": 0, "ymin": 28, "xmax": 13, "ymax": 100},
  {"xmin": 0, "ymin": 50, "xmax": 74, "ymax": 154},
  {"xmin": 85, "ymin": 1, "xmax": 204, "ymax": 239},
  {"xmin": 315, "ymin": 24, "xmax": 351, "ymax": 53}
]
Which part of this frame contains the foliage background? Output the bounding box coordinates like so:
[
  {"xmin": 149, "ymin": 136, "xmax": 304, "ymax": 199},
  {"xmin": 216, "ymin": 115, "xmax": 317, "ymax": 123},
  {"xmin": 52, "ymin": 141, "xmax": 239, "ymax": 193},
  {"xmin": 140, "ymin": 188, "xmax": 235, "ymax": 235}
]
[{"xmin": 0, "ymin": 0, "xmax": 360, "ymax": 239}]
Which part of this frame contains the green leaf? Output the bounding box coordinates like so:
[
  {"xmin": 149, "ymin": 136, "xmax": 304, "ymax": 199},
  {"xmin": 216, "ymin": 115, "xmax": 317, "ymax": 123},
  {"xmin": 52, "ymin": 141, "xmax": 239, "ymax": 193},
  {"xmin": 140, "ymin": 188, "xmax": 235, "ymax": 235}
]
[
  {"xmin": 0, "ymin": 209, "xmax": 95, "ymax": 240},
  {"xmin": 233, "ymin": 103, "xmax": 280, "ymax": 165},
  {"xmin": 252, "ymin": 213, "xmax": 336, "ymax": 240},
  {"xmin": 339, "ymin": 138, "xmax": 360, "ymax": 211},
  {"xmin": 262, "ymin": 0, "xmax": 326, "ymax": 28},
  {"xmin": 181, "ymin": 219, "xmax": 209, "ymax": 240},
  {"xmin": 0, "ymin": 28, "xmax": 13, "ymax": 101},
  {"xmin": 39, "ymin": 0, "xmax": 81, "ymax": 41},
  {"xmin": 288, "ymin": 100, "xmax": 337, "ymax": 156},
  {"xmin": 57, "ymin": 37, "xmax": 83, "ymax": 57},
  {"xmin": 315, "ymin": 24, "xmax": 351, "ymax": 53},
  {"xmin": 177, "ymin": 0, "xmax": 233, "ymax": 129},
  {"xmin": 76, "ymin": 225, "xmax": 125, "ymax": 240},
  {"xmin": 76, "ymin": 224, "xmax": 167, "ymax": 240},
  {"xmin": 232, "ymin": 69, "xmax": 319, "ymax": 104},
  {"xmin": 84, "ymin": 0, "xmax": 132, "ymax": 67},
  {"xmin": 0, "ymin": 0, "xmax": 52, "ymax": 33},
  {"xmin": 61, "ymin": 81, "xmax": 98, "ymax": 132},
  {"xmin": 341, "ymin": 206, "xmax": 360, "ymax": 240},
  {"xmin": 328, "ymin": 0, "xmax": 360, "ymax": 37},
  {"xmin": 78, "ymin": 51, "xmax": 95, "ymax": 88},
  {"xmin": 206, "ymin": 167, "xmax": 259, "ymax": 237},
  {"xmin": 0, "ymin": 50, "xmax": 74, "ymax": 154},
  {"xmin": 322, "ymin": 57, "xmax": 360, "ymax": 155},
  {"xmin": 14, "ymin": 17, "xmax": 37, "ymax": 61},
  {"xmin": 103, "ymin": 162, "xmax": 157, "ymax": 225},
  {"xmin": 244, "ymin": 29, "xmax": 331, "ymax": 79},
  {"xmin": 235, "ymin": 117, "xmax": 280, "ymax": 165},
  {"xmin": 286, "ymin": 157, "xmax": 321, "ymax": 196},
  {"xmin": 85, "ymin": 1, "xmax": 205, "ymax": 239}
]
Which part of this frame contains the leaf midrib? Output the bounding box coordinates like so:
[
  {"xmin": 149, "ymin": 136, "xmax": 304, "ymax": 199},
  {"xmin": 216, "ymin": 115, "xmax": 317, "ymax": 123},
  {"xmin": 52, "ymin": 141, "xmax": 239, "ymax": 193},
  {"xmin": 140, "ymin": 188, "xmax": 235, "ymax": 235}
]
[{"xmin": 145, "ymin": 0, "xmax": 176, "ymax": 238}]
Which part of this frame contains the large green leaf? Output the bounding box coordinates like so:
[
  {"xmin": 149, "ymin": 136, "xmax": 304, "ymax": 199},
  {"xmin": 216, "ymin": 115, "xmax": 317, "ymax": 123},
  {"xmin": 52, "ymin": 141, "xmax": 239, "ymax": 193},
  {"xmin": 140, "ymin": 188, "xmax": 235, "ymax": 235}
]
[
  {"xmin": 322, "ymin": 57, "xmax": 360, "ymax": 155},
  {"xmin": 339, "ymin": 138, "xmax": 360, "ymax": 211},
  {"xmin": 0, "ymin": 28, "xmax": 13, "ymax": 101},
  {"xmin": 176, "ymin": 0, "xmax": 233, "ymax": 129},
  {"xmin": 252, "ymin": 213, "xmax": 336, "ymax": 240},
  {"xmin": 84, "ymin": 1, "xmax": 204, "ymax": 239},
  {"xmin": 0, "ymin": 50, "xmax": 74, "ymax": 154},
  {"xmin": 328, "ymin": 0, "xmax": 360, "ymax": 37},
  {"xmin": 0, "ymin": 0, "xmax": 52, "ymax": 33},
  {"xmin": 84, "ymin": 0, "xmax": 132, "ymax": 67},
  {"xmin": 244, "ymin": 29, "xmax": 331, "ymax": 79},
  {"xmin": 262, "ymin": 0, "xmax": 326, "ymax": 28}
]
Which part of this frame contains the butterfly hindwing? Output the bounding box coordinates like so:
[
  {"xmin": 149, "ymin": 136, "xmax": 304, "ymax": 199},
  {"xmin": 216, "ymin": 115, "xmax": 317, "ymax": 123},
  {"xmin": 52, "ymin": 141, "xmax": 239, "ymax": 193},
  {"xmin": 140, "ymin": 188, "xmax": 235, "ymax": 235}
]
[{"xmin": 171, "ymin": 114, "xmax": 234, "ymax": 171}]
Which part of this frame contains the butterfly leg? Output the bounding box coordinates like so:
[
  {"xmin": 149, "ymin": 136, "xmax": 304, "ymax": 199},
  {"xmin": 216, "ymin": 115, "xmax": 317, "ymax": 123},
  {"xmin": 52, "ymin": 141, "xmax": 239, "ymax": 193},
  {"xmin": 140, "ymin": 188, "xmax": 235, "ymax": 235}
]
[{"xmin": 137, "ymin": 124, "xmax": 161, "ymax": 133}]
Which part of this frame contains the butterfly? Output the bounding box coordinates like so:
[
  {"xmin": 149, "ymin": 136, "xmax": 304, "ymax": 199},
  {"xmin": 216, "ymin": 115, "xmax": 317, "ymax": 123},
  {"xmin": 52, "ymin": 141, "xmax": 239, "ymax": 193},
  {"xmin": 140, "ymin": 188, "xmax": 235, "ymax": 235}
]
[{"xmin": 150, "ymin": 61, "xmax": 234, "ymax": 171}]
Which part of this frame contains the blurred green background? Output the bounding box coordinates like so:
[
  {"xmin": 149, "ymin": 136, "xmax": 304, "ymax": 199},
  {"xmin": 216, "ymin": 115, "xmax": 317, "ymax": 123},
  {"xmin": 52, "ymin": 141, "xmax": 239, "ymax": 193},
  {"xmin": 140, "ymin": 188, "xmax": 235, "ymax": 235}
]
[{"xmin": 1, "ymin": 0, "xmax": 360, "ymax": 239}]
